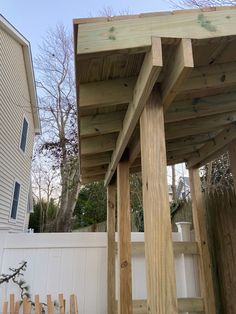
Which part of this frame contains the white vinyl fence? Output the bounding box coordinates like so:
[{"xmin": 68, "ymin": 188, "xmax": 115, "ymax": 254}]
[{"xmin": 0, "ymin": 222, "xmax": 200, "ymax": 313}]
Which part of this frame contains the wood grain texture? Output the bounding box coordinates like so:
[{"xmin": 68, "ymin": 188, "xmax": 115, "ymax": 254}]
[
  {"xmin": 140, "ymin": 90, "xmax": 177, "ymax": 313},
  {"xmin": 189, "ymin": 168, "xmax": 216, "ymax": 314},
  {"xmin": 76, "ymin": 8, "xmax": 236, "ymax": 55},
  {"xmin": 105, "ymin": 37, "xmax": 163, "ymax": 186},
  {"xmin": 107, "ymin": 183, "xmax": 116, "ymax": 314},
  {"xmin": 117, "ymin": 161, "xmax": 133, "ymax": 314},
  {"xmin": 161, "ymin": 38, "xmax": 194, "ymax": 110}
]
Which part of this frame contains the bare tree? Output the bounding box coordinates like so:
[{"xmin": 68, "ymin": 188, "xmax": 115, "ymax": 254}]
[
  {"xmin": 35, "ymin": 24, "xmax": 80, "ymax": 232},
  {"xmin": 169, "ymin": 0, "xmax": 236, "ymax": 8}
]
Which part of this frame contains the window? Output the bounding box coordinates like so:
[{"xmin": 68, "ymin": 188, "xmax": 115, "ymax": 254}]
[
  {"xmin": 10, "ymin": 182, "xmax": 21, "ymax": 220},
  {"xmin": 20, "ymin": 118, "xmax": 28, "ymax": 152}
]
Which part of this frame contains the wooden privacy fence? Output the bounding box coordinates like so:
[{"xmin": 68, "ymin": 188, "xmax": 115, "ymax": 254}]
[{"xmin": 2, "ymin": 293, "xmax": 78, "ymax": 314}]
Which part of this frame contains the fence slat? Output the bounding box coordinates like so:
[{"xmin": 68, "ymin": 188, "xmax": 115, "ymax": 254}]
[
  {"xmin": 3, "ymin": 302, "xmax": 8, "ymax": 314},
  {"xmin": 59, "ymin": 293, "xmax": 65, "ymax": 314},
  {"xmin": 70, "ymin": 295, "xmax": 78, "ymax": 314},
  {"xmin": 10, "ymin": 294, "xmax": 14, "ymax": 314},
  {"xmin": 35, "ymin": 294, "xmax": 41, "ymax": 314},
  {"xmin": 14, "ymin": 302, "xmax": 20, "ymax": 314},
  {"xmin": 23, "ymin": 298, "xmax": 31, "ymax": 314},
  {"xmin": 47, "ymin": 294, "xmax": 54, "ymax": 314}
]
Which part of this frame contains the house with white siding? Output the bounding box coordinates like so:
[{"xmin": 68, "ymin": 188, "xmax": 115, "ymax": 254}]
[{"xmin": 0, "ymin": 15, "xmax": 40, "ymax": 232}]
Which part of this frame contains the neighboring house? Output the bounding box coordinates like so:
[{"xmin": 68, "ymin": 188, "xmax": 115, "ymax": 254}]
[
  {"xmin": 176, "ymin": 176, "xmax": 190, "ymax": 200},
  {"xmin": 0, "ymin": 15, "xmax": 40, "ymax": 232}
]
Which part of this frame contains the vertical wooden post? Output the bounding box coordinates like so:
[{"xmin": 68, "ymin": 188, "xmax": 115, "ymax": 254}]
[
  {"xmin": 107, "ymin": 181, "xmax": 116, "ymax": 314},
  {"xmin": 140, "ymin": 90, "xmax": 178, "ymax": 314},
  {"xmin": 228, "ymin": 140, "xmax": 236, "ymax": 190},
  {"xmin": 117, "ymin": 160, "xmax": 133, "ymax": 314},
  {"xmin": 189, "ymin": 167, "xmax": 216, "ymax": 314}
]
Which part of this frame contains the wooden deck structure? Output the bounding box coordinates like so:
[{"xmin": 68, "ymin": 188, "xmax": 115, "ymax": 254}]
[{"xmin": 74, "ymin": 6, "xmax": 236, "ymax": 313}]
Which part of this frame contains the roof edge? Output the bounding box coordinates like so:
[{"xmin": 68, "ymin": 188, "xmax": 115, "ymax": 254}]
[
  {"xmin": 0, "ymin": 14, "xmax": 41, "ymax": 135},
  {"xmin": 73, "ymin": 5, "xmax": 236, "ymax": 26}
]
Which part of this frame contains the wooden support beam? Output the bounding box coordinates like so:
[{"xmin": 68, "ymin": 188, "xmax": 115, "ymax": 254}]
[
  {"xmin": 187, "ymin": 123, "xmax": 236, "ymax": 168},
  {"xmin": 104, "ymin": 37, "xmax": 163, "ymax": 186},
  {"xmin": 76, "ymin": 7, "xmax": 236, "ymax": 56},
  {"xmin": 228, "ymin": 139, "xmax": 236, "ymax": 192},
  {"xmin": 161, "ymin": 38, "xmax": 194, "ymax": 110},
  {"xmin": 81, "ymin": 133, "xmax": 117, "ymax": 155},
  {"xmin": 166, "ymin": 111, "xmax": 236, "ymax": 140},
  {"xmin": 80, "ymin": 77, "xmax": 135, "ymax": 110},
  {"xmin": 117, "ymin": 161, "xmax": 133, "ymax": 314},
  {"xmin": 81, "ymin": 111, "xmax": 124, "ymax": 138},
  {"xmin": 140, "ymin": 90, "xmax": 177, "ymax": 313},
  {"xmin": 189, "ymin": 168, "xmax": 216, "ymax": 314},
  {"xmin": 107, "ymin": 182, "xmax": 116, "ymax": 314}
]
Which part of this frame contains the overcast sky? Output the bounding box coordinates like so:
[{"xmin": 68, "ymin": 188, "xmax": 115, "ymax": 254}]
[{"xmin": 1, "ymin": 0, "xmax": 171, "ymax": 58}]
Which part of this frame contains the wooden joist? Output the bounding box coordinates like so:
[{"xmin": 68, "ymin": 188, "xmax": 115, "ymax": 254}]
[
  {"xmin": 80, "ymin": 111, "xmax": 125, "ymax": 138},
  {"xmin": 104, "ymin": 37, "xmax": 163, "ymax": 186},
  {"xmin": 76, "ymin": 7, "xmax": 236, "ymax": 56},
  {"xmin": 166, "ymin": 91, "xmax": 236, "ymax": 123},
  {"xmin": 187, "ymin": 123, "xmax": 236, "ymax": 168},
  {"xmin": 81, "ymin": 133, "xmax": 117, "ymax": 155},
  {"xmin": 79, "ymin": 77, "xmax": 135, "ymax": 110},
  {"xmin": 166, "ymin": 111, "xmax": 236, "ymax": 140},
  {"xmin": 81, "ymin": 152, "xmax": 111, "ymax": 168},
  {"xmin": 161, "ymin": 38, "xmax": 194, "ymax": 110}
]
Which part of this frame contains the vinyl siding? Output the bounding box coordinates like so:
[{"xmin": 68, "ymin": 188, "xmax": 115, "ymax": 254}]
[{"xmin": 0, "ymin": 27, "xmax": 35, "ymax": 232}]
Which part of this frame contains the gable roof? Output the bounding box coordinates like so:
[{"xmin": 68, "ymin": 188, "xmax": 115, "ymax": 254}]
[{"xmin": 0, "ymin": 14, "xmax": 41, "ymax": 134}]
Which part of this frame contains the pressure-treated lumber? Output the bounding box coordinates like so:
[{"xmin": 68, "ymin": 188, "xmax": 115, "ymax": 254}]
[
  {"xmin": 81, "ymin": 152, "xmax": 111, "ymax": 168},
  {"xmin": 104, "ymin": 37, "xmax": 163, "ymax": 186},
  {"xmin": 117, "ymin": 161, "xmax": 133, "ymax": 314},
  {"xmin": 161, "ymin": 38, "xmax": 194, "ymax": 110},
  {"xmin": 166, "ymin": 91, "xmax": 236, "ymax": 123},
  {"xmin": 80, "ymin": 77, "xmax": 135, "ymax": 110},
  {"xmin": 115, "ymin": 241, "xmax": 199, "ymax": 255},
  {"xmin": 116, "ymin": 297, "xmax": 204, "ymax": 313},
  {"xmin": 107, "ymin": 182, "xmax": 116, "ymax": 314},
  {"xmin": 76, "ymin": 7, "xmax": 236, "ymax": 56},
  {"xmin": 140, "ymin": 90, "xmax": 177, "ymax": 313},
  {"xmin": 166, "ymin": 111, "xmax": 236, "ymax": 140},
  {"xmin": 80, "ymin": 111, "xmax": 124, "ymax": 138},
  {"xmin": 229, "ymin": 139, "xmax": 236, "ymax": 192},
  {"xmin": 187, "ymin": 123, "xmax": 236, "ymax": 168},
  {"xmin": 9, "ymin": 294, "xmax": 14, "ymax": 314},
  {"xmin": 81, "ymin": 133, "xmax": 117, "ymax": 155},
  {"xmin": 189, "ymin": 167, "xmax": 216, "ymax": 314}
]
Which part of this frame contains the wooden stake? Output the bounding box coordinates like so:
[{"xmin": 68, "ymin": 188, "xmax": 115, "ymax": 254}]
[
  {"xmin": 47, "ymin": 295, "xmax": 54, "ymax": 314},
  {"xmin": 189, "ymin": 167, "xmax": 216, "ymax": 314},
  {"xmin": 14, "ymin": 302, "xmax": 20, "ymax": 314},
  {"xmin": 34, "ymin": 295, "xmax": 40, "ymax": 314},
  {"xmin": 10, "ymin": 294, "xmax": 14, "ymax": 314},
  {"xmin": 107, "ymin": 182, "xmax": 116, "ymax": 314},
  {"xmin": 140, "ymin": 89, "xmax": 178, "ymax": 313},
  {"xmin": 117, "ymin": 160, "xmax": 133, "ymax": 314},
  {"xmin": 2, "ymin": 302, "xmax": 8, "ymax": 314},
  {"xmin": 70, "ymin": 294, "xmax": 78, "ymax": 314},
  {"xmin": 59, "ymin": 293, "xmax": 65, "ymax": 314},
  {"xmin": 23, "ymin": 298, "xmax": 31, "ymax": 314}
]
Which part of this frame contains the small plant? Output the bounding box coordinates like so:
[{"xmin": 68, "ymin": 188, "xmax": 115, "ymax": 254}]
[{"xmin": 0, "ymin": 261, "xmax": 31, "ymax": 301}]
